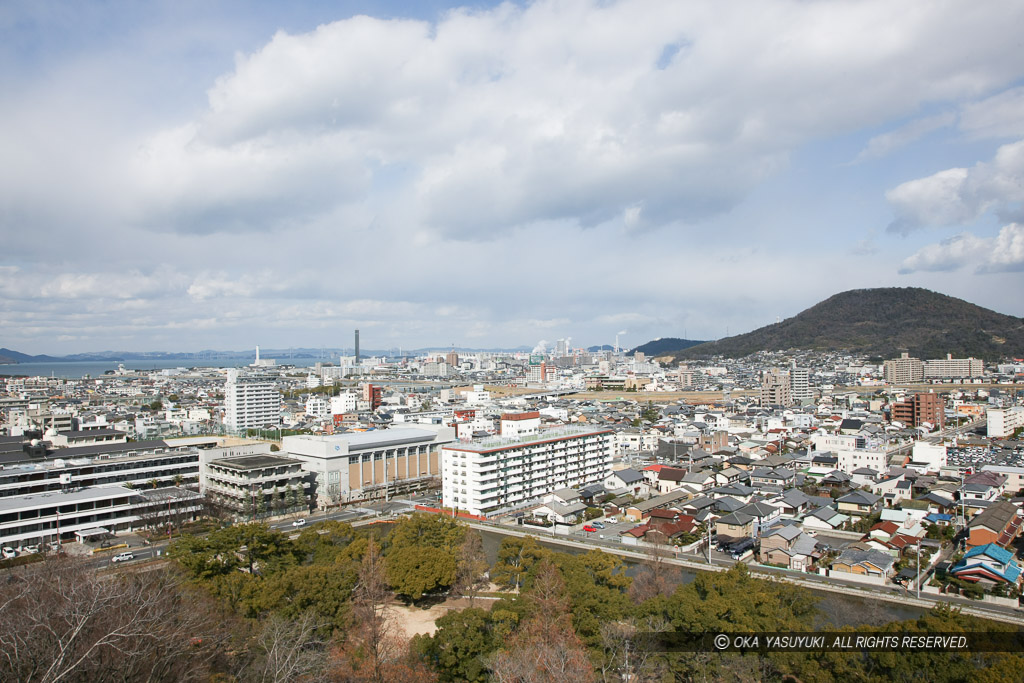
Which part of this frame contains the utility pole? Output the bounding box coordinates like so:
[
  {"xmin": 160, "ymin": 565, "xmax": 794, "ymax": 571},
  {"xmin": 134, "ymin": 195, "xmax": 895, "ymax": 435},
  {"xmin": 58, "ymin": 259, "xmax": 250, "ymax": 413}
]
[{"xmin": 917, "ymin": 537, "xmax": 922, "ymax": 599}]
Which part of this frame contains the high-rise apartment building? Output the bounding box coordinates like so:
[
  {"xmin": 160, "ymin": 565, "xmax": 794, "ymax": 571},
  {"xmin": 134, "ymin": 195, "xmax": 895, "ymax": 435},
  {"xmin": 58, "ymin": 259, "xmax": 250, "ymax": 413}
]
[
  {"xmin": 760, "ymin": 368, "xmax": 792, "ymax": 407},
  {"xmin": 441, "ymin": 426, "xmax": 614, "ymax": 516},
  {"xmin": 790, "ymin": 365, "xmax": 810, "ymax": 403},
  {"xmin": 883, "ymin": 353, "xmax": 924, "ymax": 384},
  {"xmin": 889, "ymin": 392, "xmax": 945, "ymax": 429},
  {"xmin": 923, "ymin": 354, "xmax": 984, "ymax": 379},
  {"xmin": 224, "ymin": 370, "xmax": 281, "ymax": 432}
]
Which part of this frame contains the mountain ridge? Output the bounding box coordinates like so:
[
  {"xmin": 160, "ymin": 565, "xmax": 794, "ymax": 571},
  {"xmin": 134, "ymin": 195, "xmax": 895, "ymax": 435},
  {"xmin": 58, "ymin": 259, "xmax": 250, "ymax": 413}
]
[{"xmin": 659, "ymin": 287, "xmax": 1024, "ymax": 362}]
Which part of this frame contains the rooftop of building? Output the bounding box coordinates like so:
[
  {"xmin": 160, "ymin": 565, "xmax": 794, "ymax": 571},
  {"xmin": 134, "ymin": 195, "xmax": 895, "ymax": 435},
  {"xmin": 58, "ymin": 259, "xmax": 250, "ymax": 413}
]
[
  {"xmin": 442, "ymin": 425, "xmax": 614, "ymax": 453},
  {"xmin": 285, "ymin": 427, "xmax": 444, "ymax": 451},
  {"xmin": 209, "ymin": 454, "xmax": 303, "ymax": 471}
]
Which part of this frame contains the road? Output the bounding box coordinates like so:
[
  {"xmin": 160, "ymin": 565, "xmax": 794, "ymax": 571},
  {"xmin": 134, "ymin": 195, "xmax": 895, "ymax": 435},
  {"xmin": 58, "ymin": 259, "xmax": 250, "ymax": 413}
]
[
  {"xmin": 76, "ymin": 494, "xmax": 1023, "ymax": 626},
  {"xmin": 466, "ymin": 521, "xmax": 1024, "ymax": 627}
]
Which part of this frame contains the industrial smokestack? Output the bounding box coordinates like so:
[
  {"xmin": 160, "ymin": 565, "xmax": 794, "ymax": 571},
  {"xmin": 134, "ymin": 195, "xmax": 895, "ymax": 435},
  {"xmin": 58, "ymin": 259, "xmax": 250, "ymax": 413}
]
[{"xmin": 355, "ymin": 329, "xmax": 360, "ymax": 363}]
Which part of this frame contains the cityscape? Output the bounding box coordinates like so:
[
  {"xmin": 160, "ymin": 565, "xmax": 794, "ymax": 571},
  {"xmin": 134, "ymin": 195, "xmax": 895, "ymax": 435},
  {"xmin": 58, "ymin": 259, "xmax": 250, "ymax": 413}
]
[
  {"xmin": 4, "ymin": 0, "xmax": 1024, "ymax": 681},
  {"xmin": 2, "ymin": 331, "xmax": 1024, "ymax": 679}
]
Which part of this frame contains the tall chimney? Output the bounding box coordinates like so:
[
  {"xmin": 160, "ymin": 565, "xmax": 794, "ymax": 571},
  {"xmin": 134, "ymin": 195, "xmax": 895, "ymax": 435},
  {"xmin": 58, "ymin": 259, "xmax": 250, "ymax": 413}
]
[{"xmin": 355, "ymin": 329, "xmax": 360, "ymax": 364}]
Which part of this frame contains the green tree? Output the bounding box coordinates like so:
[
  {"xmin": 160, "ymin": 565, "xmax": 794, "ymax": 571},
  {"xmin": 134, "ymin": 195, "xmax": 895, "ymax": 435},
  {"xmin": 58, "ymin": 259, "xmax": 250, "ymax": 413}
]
[
  {"xmin": 414, "ymin": 608, "xmax": 498, "ymax": 683},
  {"xmin": 150, "ymin": 400, "xmax": 163, "ymax": 411},
  {"xmin": 491, "ymin": 536, "xmax": 549, "ymax": 590},
  {"xmin": 386, "ymin": 544, "xmax": 457, "ymax": 601},
  {"xmin": 388, "ymin": 512, "xmax": 465, "ymax": 552}
]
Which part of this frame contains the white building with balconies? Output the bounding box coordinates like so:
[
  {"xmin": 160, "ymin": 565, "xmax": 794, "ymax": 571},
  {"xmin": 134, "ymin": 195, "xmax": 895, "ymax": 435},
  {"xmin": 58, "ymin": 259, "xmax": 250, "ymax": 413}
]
[{"xmin": 441, "ymin": 426, "xmax": 614, "ymax": 517}]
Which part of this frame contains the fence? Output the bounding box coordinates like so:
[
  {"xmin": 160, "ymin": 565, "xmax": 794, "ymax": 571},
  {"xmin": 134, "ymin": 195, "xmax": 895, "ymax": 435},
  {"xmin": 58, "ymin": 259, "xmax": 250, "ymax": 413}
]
[{"xmin": 413, "ymin": 505, "xmax": 488, "ymax": 522}]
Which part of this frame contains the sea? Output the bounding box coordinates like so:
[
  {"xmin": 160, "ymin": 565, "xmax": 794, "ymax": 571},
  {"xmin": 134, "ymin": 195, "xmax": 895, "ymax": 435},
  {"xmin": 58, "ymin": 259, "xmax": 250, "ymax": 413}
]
[{"xmin": 0, "ymin": 359, "xmax": 312, "ymax": 379}]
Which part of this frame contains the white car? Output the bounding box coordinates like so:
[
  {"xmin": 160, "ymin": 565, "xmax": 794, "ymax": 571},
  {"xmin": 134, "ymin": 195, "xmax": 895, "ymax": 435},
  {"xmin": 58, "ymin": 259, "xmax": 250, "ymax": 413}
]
[
  {"xmin": 2, "ymin": 547, "xmax": 16, "ymax": 559},
  {"xmin": 21, "ymin": 545, "xmax": 39, "ymax": 555},
  {"xmin": 111, "ymin": 551, "xmax": 135, "ymax": 563},
  {"xmin": 292, "ymin": 519, "xmax": 307, "ymax": 528}
]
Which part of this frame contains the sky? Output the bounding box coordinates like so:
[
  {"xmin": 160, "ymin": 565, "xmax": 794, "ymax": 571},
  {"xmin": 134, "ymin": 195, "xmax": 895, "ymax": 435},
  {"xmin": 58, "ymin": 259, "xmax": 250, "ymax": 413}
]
[{"xmin": 2, "ymin": 0, "xmax": 1024, "ymax": 356}]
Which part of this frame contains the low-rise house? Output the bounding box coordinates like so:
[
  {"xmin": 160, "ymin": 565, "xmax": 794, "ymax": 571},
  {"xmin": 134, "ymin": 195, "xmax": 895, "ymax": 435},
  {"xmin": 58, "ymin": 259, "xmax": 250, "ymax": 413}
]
[
  {"xmin": 820, "ymin": 470, "xmax": 852, "ymax": 489},
  {"xmin": 802, "ymin": 505, "xmax": 850, "ymax": 531},
  {"xmin": 920, "ymin": 491, "xmax": 957, "ymax": 515},
  {"xmin": 652, "ymin": 467, "xmax": 690, "ymax": 494},
  {"xmin": 715, "ymin": 466, "xmax": 746, "ymax": 486},
  {"xmin": 715, "ymin": 511, "xmax": 755, "ymax": 542},
  {"xmin": 836, "ymin": 490, "xmax": 882, "ymax": 516},
  {"xmin": 759, "ymin": 526, "xmax": 819, "ymax": 571},
  {"xmin": 949, "ymin": 543, "xmax": 1022, "ymax": 586},
  {"xmin": 623, "ymin": 491, "xmax": 690, "ymax": 523},
  {"xmin": 533, "ymin": 500, "xmax": 588, "ymax": 524},
  {"xmin": 750, "ymin": 467, "xmax": 795, "ymax": 489},
  {"xmin": 776, "ymin": 488, "xmax": 812, "ymax": 517},
  {"xmin": 830, "ymin": 548, "xmax": 896, "ymax": 578},
  {"xmin": 850, "ymin": 467, "xmax": 879, "ymax": 488},
  {"xmin": 604, "ymin": 468, "xmax": 647, "ymax": 497},
  {"xmin": 738, "ymin": 501, "xmax": 781, "ymax": 537},
  {"xmin": 680, "ymin": 470, "xmax": 716, "ymax": 493},
  {"xmin": 544, "ymin": 488, "xmax": 582, "ymax": 507},
  {"xmin": 966, "ymin": 500, "xmax": 1023, "ymax": 549},
  {"xmin": 709, "ymin": 483, "xmax": 756, "ymax": 503}
]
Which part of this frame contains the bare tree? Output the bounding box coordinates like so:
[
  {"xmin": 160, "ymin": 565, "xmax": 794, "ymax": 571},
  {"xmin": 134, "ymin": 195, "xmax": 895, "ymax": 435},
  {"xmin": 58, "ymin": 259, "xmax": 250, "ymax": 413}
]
[
  {"xmin": 628, "ymin": 549, "xmax": 681, "ymax": 604},
  {"xmin": 453, "ymin": 529, "xmax": 489, "ymax": 606},
  {"xmin": 489, "ymin": 560, "xmax": 596, "ymax": 683},
  {"xmin": 328, "ymin": 539, "xmax": 434, "ymax": 683},
  {"xmin": 596, "ymin": 617, "xmax": 668, "ymax": 683},
  {"xmin": 244, "ymin": 611, "xmax": 329, "ymax": 683},
  {"xmin": 0, "ymin": 556, "xmax": 233, "ymax": 683}
]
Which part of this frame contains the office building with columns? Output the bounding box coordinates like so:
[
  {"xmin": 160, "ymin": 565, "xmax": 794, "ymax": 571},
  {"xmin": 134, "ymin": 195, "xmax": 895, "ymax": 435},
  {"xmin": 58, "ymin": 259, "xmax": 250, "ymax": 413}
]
[{"xmin": 281, "ymin": 428, "xmax": 454, "ymax": 507}]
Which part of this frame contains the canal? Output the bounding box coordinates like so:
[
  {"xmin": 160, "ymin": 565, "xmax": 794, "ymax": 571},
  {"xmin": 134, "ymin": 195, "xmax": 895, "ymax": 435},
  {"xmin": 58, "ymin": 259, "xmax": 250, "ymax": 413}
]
[{"xmin": 476, "ymin": 528, "xmax": 929, "ymax": 628}]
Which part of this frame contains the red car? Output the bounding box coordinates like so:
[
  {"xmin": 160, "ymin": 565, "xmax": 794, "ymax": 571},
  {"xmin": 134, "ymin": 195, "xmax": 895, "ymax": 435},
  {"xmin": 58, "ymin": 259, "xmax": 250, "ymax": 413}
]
[{"xmin": 583, "ymin": 525, "xmax": 596, "ymax": 532}]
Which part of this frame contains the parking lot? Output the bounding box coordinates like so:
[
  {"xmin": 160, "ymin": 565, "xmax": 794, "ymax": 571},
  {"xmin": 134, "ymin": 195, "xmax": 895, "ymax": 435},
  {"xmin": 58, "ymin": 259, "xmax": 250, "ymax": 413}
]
[{"xmin": 947, "ymin": 445, "xmax": 1024, "ymax": 472}]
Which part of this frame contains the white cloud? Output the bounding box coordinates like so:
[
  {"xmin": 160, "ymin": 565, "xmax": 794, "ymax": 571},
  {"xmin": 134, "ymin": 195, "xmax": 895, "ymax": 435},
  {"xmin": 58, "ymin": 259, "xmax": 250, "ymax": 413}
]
[
  {"xmin": 853, "ymin": 112, "xmax": 955, "ymax": 163},
  {"xmin": 13, "ymin": 0, "xmax": 1019, "ymax": 240},
  {"xmin": 960, "ymin": 86, "xmax": 1024, "ymax": 139},
  {"xmin": 886, "ymin": 139, "xmax": 1024, "ymax": 233},
  {"xmin": 4, "ymin": 1, "xmax": 1024, "ymax": 353},
  {"xmin": 899, "ymin": 223, "xmax": 1024, "ymax": 273}
]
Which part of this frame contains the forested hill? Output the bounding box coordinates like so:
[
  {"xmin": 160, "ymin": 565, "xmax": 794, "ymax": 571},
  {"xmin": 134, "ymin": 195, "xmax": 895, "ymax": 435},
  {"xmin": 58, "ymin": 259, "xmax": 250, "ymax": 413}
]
[
  {"xmin": 628, "ymin": 338, "xmax": 705, "ymax": 357},
  {"xmin": 667, "ymin": 287, "xmax": 1024, "ymax": 361}
]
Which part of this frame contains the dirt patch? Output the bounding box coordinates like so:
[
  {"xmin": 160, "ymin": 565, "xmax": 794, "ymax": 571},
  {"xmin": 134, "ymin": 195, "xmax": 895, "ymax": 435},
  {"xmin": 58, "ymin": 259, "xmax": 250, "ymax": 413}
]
[{"xmin": 389, "ymin": 588, "xmax": 506, "ymax": 638}]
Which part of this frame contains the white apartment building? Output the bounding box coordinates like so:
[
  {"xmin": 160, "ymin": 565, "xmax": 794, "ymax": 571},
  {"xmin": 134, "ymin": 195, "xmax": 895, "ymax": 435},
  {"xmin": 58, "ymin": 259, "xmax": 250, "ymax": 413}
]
[
  {"xmin": 909, "ymin": 440, "xmax": 947, "ymax": 472},
  {"xmin": 330, "ymin": 393, "xmax": 358, "ymax": 415},
  {"xmin": 923, "ymin": 354, "xmax": 984, "ymax": 379},
  {"xmin": 811, "ymin": 433, "xmax": 889, "ymax": 473},
  {"xmin": 440, "ymin": 426, "xmax": 614, "ymax": 516},
  {"xmin": 281, "ymin": 428, "xmax": 454, "ymax": 507},
  {"xmin": 305, "ymin": 396, "xmax": 329, "ymax": 419},
  {"xmin": 224, "ymin": 370, "xmax": 281, "ymax": 432},
  {"xmin": 987, "ymin": 406, "xmax": 1024, "ymax": 438},
  {"xmin": 790, "ymin": 366, "xmax": 811, "ymax": 403},
  {"xmin": 500, "ymin": 412, "xmax": 540, "ymax": 438}
]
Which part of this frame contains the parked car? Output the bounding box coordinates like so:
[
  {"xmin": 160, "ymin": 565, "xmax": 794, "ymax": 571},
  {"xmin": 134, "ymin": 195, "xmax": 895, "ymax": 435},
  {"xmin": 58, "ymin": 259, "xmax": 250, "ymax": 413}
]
[
  {"xmin": 111, "ymin": 551, "xmax": 135, "ymax": 563},
  {"xmin": 21, "ymin": 545, "xmax": 39, "ymax": 555},
  {"xmin": 1, "ymin": 547, "xmax": 16, "ymax": 559},
  {"xmin": 592, "ymin": 521, "xmax": 605, "ymax": 529},
  {"xmin": 47, "ymin": 541, "xmax": 62, "ymax": 552},
  {"xmin": 583, "ymin": 525, "xmax": 597, "ymax": 532},
  {"xmin": 292, "ymin": 519, "xmax": 307, "ymax": 528}
]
